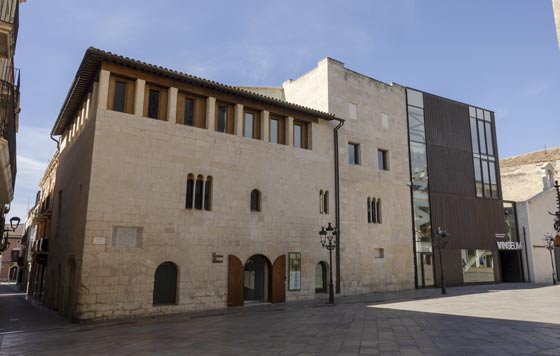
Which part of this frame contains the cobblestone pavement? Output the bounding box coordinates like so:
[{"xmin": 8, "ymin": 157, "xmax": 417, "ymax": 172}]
[{"xmin": 1, "ymin": 283, "xmax": 560, "ymax": 355}]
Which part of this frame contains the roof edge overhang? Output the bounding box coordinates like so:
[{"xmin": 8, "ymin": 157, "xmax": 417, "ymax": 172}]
[{"xmin": 51, "ymin": 47, "xmax": 342, "ymax": 136}]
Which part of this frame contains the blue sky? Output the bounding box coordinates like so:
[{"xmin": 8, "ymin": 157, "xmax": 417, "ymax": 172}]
[{"xmin": 9, "ymin": 0, "xmax": 560, "ymax": 220}]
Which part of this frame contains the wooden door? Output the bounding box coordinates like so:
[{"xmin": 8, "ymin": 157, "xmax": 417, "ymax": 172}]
[
  {"xmin": 227, "ymin": 255, "xmax": 244, "ymax": 306},
  {"xmin": 271, "ymin": 255, "xmax": 286, "ymax": 303}
]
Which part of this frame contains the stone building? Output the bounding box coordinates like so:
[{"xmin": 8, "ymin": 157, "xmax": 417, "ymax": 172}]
[
  {"xmin": 40, "ymin": 48, "xmax": 507, "ymax": 320},
  {"xmin": 500, "ymin": 147, "xmax": 560, "ymax": 284},
  {"xmin": 0, "ymin": 225, "xmax": 22, "ymax": 281},
  {"xmin": 24, "ymin": 151, "xmax": 58, "ymax": 298},
  {"xmin": 0, "ymin": 0, "xmax": 23, "ymax": 248}
]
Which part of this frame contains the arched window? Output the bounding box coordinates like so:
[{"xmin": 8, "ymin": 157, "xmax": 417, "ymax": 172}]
[
  {"xmin": 315, "ymin": 262, "xmax": 328, "ymax": 293},
  {"xmin": 323, "ymin": 191, "xmax": 329, "ymax": 214},
  {"xmin": 367, "ymin": 197, "xmax": 372, "ymax": 223},
  {"xmin": 153, "ymin": 262, "xmax": 178, "ymax": 305},
  {"xmin": 319, "ymin": 190, "xmax": 324, "ymax": 214},
  {"xmin": 185, "ymin": 174, "xmax": 194, "ymax": 209},
  {"xmin": 371, "ymin": 197, "xmax": 377, "ymax": 223},
  {"xmin": 250, "ymin": 189, "xmax": 261, "ymax": 212},
  {"xmin": 204, "ymin": 176, "xmax": 212, "ymax": 211},
  {"xmin": 194, "ymin": 175, "xmax": 204, "ymax": 210},
  {"xmin": 376, "ymin": 198, "xmax": 382, "ymax": 224},
  {"xmin": 368, "ymin": 197, "xmax": 381, "ymax": 224}
]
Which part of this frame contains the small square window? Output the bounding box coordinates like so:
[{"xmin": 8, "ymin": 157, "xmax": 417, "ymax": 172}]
[
  {"xmin": 348, "ymin": 143, "xmax": 360, "ymax": 165},
  {"xmin": 374, "ymin": 248, "xmax": 385, "ymax": 259},
  {"xmin": 378, "ymin": 149, "xmax": 389, "ymax": 171}
]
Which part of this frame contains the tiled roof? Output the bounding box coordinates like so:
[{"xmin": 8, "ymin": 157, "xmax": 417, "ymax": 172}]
[
  {"xmin": 52, "ymin": 47, "xmax": 340, "ymax": 135},
  {"xmin": 500, "ymin": 147, "xmax": 560, "ymax": 167}
]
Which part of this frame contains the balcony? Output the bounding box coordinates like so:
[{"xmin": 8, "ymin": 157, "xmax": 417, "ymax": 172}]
[
  {"xmin": 0, "ymin": 0, "xmax": 19, "ymax": 58},
  {"xmin": 0, "ymin": 61, "xmax": 18, "ymax": 204}
]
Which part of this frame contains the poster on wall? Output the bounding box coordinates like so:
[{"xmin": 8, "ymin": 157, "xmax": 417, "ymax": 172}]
[{"xmin": 288, "ymin": 252, "xmax": 301, "ymax": 291}]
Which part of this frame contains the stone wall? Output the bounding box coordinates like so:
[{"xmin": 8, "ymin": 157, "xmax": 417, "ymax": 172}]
[{"xmin": 284, "ymin": 58, "xmax": 414, "ymax": 293}]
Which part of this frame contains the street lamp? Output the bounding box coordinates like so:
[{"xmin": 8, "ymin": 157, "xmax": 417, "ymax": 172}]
[
  {"xmin": 0, "ymin": 216, "xmax": 21, "ymax": 253},
  {"xmin": 319, "ymin": 222, "xmax": 336, "ymax": 304},
  {"xmin": 544, "ymin": 234, "xmax": 557, "ymax": 285},
  {"xmin": 433, "ymin": 226, "xmax": 449, "ymax": 295}
]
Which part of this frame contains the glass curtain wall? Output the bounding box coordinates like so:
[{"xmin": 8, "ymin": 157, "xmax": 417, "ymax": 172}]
[
  {"xmin": 406, "ymin": 89, "xmax": 434, "ymax": 288},
  {"xmin": 469, "ymin": 107, "xmax": 498, "ymax": 198}
]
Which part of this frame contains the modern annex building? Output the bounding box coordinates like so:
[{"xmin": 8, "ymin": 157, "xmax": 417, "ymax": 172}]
[
  {"xmin": 500, "ymin": 147, "xmax": 560, "ymax": 284},
  {"xmin": 34, "ymin": 48, "xmax": 509, "ymax": 320}
]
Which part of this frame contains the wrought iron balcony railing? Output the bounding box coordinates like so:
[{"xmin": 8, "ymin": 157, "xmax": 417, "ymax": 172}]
[{"xmin": 0, "ymin": 62, "xmax": 19, "ymax": 188}]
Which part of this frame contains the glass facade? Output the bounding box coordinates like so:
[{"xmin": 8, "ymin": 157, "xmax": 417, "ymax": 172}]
[
  {"xmin": 503, "ymin": 202, "xmax": 519, "ymax": 242},
  {"xmin": 469, "ymin": 107, "xmax": 498, "ymax": 198},
  {"xmin": 406, "ymin": 88, "xmax": 434, "ymax": 288},
  {"xmin": 461, "ymin": 249, "xmax": 495, "ymax": 283}
]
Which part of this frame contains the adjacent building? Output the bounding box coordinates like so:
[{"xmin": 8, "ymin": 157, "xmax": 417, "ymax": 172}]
[
  {"xmin": 0, "ymin": 0, "xmax": 22, "ymax": 252},
  {"xmin": 501, "ymin": 147, "xmax": 560, "ymax": 284},
  {"xmin": 36, "ymin": 48, "xmax": 508, "ymax": 320},
  {"xmin": 0, "ymin": 224, "xmax": 22, "ymax": 280}
]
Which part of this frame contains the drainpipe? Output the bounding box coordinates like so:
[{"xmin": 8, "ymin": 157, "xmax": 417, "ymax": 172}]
[
  {"xmin": 333, "ymin": 118, "xmax": 344, "ymax": 293},
  {"xmin": 50, "ymin": 134, "xmax": 60, "ymax": 151}
]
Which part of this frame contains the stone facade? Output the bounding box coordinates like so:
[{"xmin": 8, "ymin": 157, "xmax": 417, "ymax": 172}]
[
  {"xmin": 284, "ymin": 58, "xmax": 413, "ymax": 293},
  {"xmin": 37, "ymin": 49, "xmax": 417, "ymax": 320}
]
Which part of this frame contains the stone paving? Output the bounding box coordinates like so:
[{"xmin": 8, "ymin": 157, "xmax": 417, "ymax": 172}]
[{"xmin": 1, "ymin": 283, "xmax": 560, "ymax": 355}]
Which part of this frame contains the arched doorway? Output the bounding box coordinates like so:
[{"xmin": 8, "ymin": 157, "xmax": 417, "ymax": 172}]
[
  {"xmin": 244, "ymin": 255, "xmax": 271, "ymax": 303},
  {"xmin": 315, "ymin": 261, "xmax": 328, "ymax": 293},
  {"xmin": 153, "ymin": 262, "xmax": 178, "ymax": 305}
]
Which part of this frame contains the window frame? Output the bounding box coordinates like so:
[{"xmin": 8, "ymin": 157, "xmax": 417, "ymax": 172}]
[
  {"xmin": 108, "ymin": 74, "xmax": 135, "ymax": 114},
  {"xmin": 293, "ymin": 120, "xmax": 309, "ymax": 149},
  {"xmin": 377, "ymin": 149, "xmax": 389, "ymax": 171},
  {"xmin": 143, "ymin": 84, "xmax": 168, "ymax": 120},
  {"xmin": 348, "ymin": 143, "xmax": 360, "ymax": 165}
]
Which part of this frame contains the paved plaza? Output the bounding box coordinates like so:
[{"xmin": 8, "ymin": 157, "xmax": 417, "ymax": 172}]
[{"xmin": 1, "ymin": 283, "xmax": 560, "ymax": 355}]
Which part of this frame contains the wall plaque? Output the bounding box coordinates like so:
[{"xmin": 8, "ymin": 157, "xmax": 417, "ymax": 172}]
[{"xmin": 112, "ymin": 226, "xmax": 142, "ymax": 248}]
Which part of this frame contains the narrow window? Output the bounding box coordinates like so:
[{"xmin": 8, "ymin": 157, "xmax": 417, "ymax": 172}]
[
  {"xmin": 378, "ymin": 149, "xmax": 389, "ymax": 170},
  {"xmin": 294, "ymin": 123, "xmax": 302, "ymax": 148},
  {"xmin": 376, "ymin": 198, "xmax": 382, "ymax": 224},
  {"xmin": 185, "ymin": 175, "xmax": 194, "ymax": 209},
  {"xmin": 367, "ymin": 197, "xmax": 372, "ymax": 223},
  {"xmin": 148, "ymin": 89, "xmax": 160, "ymax": 119},
  {"xmin": 113, "ymin": 81, "xmax": 127, "ymax": 113},
  {"xmin": 270, "ymin": 118, "xmax": 279, "ymax": 144},
  {"xmin": 320, "ymin": 190, "xmax": 324, "ymax": 214},
  {"xmin": 250, "ymin": 189, "xmax": 261, "ymax": 212},
  {"xmin": 244, "ymin": 112, "xmax": 254, "ymax": 138},
  {"xmin": 348, "ymin": 143, "xmax": 360, "ymax": 165},
  {"xmin": 371, "ymin": 197, "xmax": 377, "ymax": 223},
  {"xmin": 217, "ymin": 105, "xmax": 227, "ymax": 133},
  {"xmin": 184, "ymin": 98, "xmax": 195, "ymax": 126},
  {"xmin": 323, "ymin": 191, "xmax": 329, "ymax": 214},
  {"xmin": 204, "ymin": 176, "xmax": 212, "ymax": 211},
  {"xmin": 194, "ymin": 175, "xmax": 204, "ymax": 210}
]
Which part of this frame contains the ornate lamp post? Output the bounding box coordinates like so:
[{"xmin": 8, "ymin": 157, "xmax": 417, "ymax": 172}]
[
  {"xmin": 433, "ymin": 226, "xmax": 449, "ymax": 295},
  {"xmin": 319, "ymin": 222, "xmax": 336, "ymax": 304},
  {"xmin": 0, "ymin": 216, "xmax": 21, "ymax": 253}
]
